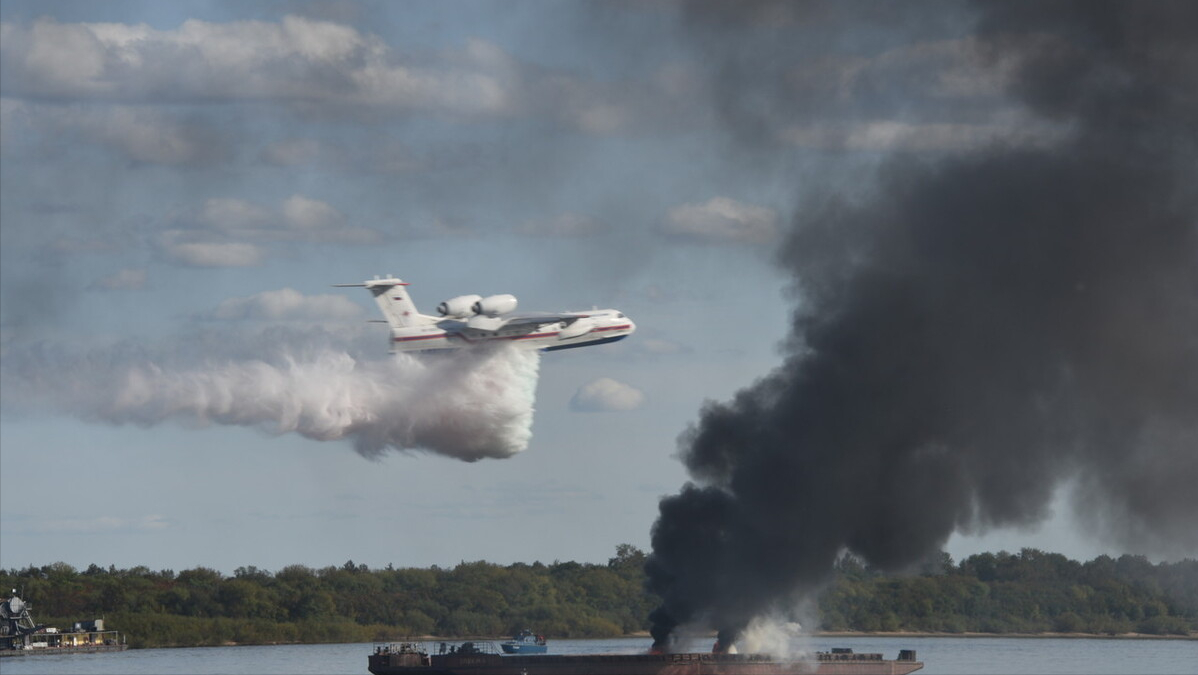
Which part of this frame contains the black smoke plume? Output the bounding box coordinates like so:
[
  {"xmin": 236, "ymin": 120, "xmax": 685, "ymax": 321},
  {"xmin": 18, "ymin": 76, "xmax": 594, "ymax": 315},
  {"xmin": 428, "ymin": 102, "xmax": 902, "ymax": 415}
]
[{"xmin": 647, "ymin": 1, "xmax": 1198, "ymax": 648}]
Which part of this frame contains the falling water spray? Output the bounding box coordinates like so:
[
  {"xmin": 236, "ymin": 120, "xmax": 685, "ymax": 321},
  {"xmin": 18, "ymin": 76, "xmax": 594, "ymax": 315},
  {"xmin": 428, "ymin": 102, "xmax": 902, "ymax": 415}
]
[{"xmin": 5, "ymin": 339, "xmax": 541, "ymax": 462}]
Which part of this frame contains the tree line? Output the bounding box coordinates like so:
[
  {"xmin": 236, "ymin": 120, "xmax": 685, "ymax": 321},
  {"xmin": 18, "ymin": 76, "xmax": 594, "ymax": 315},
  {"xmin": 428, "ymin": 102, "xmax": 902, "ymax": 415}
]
[
  {"xmin": 820, "ymin": 549, "xmax": 1196, "ymax": 636},
  {"xmin": 2, "ymin": 546, "xmax": 1193, "ymax": 649}
]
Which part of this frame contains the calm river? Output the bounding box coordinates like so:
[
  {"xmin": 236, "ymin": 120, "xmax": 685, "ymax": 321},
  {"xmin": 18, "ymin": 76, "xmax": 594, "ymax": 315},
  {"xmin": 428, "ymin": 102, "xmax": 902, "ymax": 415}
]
[{"xmin": 0, "ymin": 636, "xmax": 1193, "ymax": 675}]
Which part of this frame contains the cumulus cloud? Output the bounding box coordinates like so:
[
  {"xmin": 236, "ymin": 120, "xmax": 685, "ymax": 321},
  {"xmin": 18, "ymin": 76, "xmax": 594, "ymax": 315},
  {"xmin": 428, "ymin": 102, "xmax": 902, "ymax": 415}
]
[
  {"xmin": 570, "ymin": 377, "xmax": 645, "ymax": 413},
  {"xmin": 282, "ymin": 194, "xmax": 343, "ymax": 231},
  {"xmin": 1, "ymin": 101, "xmax": 229, "ymax": 166},
  {"xmin": 187, "ymin": 194, "xmax": 375, "ymax": 243},
  {"xmin": 0, "ymin": 14, "xmax": 707, "ymax": 141},
  {"xmin": 202, "ymin": 288, "xmax": 363, "ymax": 322},
  {"xmin": 154, "ymin": 194, "xmax": 380, "ymax": 267},
  {"xmin": 199, "ymin": 197, "xmax": 273, "ymax": 232},
  {"xmin": 780, "ymin": 118, "xmax": 1064, "ymax": 152},
  {"xmin": 163, "ymin": 241, "xmax": 262, "ymax": 268},
  {"xmin": 90, "ymin": 268, "xmax": 147, "ymax": 291},
  {"xmin": 661, "ymin": 197, "xmax": 779, "ymax": 244},
  {"xmin": 0, "ymin": 16, "xmax": 514, "ymax": 116}
]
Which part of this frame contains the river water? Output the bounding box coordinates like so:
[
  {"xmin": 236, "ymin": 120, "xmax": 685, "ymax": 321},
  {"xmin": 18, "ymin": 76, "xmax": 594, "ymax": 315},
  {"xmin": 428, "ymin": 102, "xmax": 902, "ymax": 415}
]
[{"xmin": 0, "ymin": 636, "xmax": 1193, "ymax": 674}]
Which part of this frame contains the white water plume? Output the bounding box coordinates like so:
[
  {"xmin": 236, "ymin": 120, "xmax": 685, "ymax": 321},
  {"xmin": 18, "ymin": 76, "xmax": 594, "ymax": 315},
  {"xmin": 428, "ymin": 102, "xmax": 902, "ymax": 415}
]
[
  {"xmin": 736, "ymin": 616, "xmax": 805, "ymax": 660},
  {"xmin": 9, "ymin": 342, "xmax": 541, "ymax": 462}
]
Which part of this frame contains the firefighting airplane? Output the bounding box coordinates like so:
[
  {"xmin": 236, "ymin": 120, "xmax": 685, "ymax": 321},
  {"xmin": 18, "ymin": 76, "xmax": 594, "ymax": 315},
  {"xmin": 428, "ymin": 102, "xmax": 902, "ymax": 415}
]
[{"xmin": 334, "ymin": 275, "xmax": 635, "ymax": 353}]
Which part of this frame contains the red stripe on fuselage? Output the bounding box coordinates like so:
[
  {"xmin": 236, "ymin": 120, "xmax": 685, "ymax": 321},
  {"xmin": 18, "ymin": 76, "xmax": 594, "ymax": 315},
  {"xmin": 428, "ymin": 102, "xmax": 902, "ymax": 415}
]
[
  {"xmin": 393, "ymin": 333, "xmax": 450, "ymax": 342},
  {"xmin": 511, "ymin": 332, "xmax": 560, "ymax": 340}
]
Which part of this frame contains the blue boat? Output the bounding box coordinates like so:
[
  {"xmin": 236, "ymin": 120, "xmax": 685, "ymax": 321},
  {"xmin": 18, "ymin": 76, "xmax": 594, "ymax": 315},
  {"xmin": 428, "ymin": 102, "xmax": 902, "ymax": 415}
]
[{"xmin": 499, "ymin": 630, "xmax": 546, "ymax": 654}]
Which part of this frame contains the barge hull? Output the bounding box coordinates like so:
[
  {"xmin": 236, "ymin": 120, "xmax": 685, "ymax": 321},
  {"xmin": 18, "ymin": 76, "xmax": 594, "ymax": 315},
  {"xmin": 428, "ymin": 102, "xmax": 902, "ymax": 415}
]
[{"xmin": 369, "ymin": 651, "xmax": 923, "ymax": 675}]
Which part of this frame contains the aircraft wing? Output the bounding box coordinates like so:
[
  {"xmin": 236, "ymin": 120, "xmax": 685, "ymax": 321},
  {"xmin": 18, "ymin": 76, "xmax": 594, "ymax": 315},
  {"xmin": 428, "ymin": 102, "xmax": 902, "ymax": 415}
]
[
  {"xmin": 501, "ymin": 312, "xmax": 585, "ymax": 327},
  {"xmin": 465, "ymin": 312, "xmax": 584, "ymax": 333}
]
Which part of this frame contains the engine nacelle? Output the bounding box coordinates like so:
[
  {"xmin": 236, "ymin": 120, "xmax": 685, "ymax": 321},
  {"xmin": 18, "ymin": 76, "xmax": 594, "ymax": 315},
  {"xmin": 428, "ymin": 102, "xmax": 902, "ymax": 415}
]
[
  {"xmin": 473, "ymin": 294, "xmax": 518, "ymax": 317},
  {"xmin": 437, "ymin": 294, "xmax": 482, "ymax": 318}
]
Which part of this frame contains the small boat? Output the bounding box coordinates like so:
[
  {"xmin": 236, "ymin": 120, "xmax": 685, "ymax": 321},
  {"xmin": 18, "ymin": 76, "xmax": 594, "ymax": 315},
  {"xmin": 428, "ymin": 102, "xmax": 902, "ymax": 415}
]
[{"xmin": 499, "ymin": 629, "xmax": 547, "ymax": 654}]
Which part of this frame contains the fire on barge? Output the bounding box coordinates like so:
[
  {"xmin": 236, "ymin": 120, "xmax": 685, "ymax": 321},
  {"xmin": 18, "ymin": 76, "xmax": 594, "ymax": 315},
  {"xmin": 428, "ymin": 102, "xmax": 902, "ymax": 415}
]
[{"xmin": 368, "ymin": 641, "xmax": 923, "ymax": 675}]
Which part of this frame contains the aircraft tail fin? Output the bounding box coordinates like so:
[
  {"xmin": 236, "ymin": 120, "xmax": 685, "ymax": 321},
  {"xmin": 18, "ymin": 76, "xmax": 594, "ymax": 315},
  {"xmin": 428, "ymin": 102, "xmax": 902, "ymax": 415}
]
[{"xmin": 333, "ymin": 276, "xmax": 433, "ymax": 330}]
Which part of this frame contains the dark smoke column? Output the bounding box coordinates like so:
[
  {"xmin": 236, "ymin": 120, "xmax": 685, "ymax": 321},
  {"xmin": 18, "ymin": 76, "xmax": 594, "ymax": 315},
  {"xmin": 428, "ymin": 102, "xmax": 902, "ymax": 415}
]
[{"xmin": 646, "ymin": 1, "xmax": 1198, "ymax": 649}]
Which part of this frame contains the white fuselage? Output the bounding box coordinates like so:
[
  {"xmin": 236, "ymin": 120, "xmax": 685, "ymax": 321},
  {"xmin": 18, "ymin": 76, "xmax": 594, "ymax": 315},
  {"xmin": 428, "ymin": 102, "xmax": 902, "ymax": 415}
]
[{"xmin": 390, "ymin": 309, "xmax": 635, "ymax": 353}]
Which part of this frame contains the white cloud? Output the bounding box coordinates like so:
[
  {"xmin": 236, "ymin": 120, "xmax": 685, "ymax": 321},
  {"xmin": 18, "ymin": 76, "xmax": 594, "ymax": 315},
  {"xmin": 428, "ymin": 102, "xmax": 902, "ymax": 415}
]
[
  {"xmin": 0, "ymin": 17, "xmax": 693, "ymax": 137},
  {"xmin": 662, "ymin": 197, "xmax": 780, "ymax": 244},
  {"xmin": 21, "ymin": 20, "xmax": 109, "ymax": 94},
  {"xmin": 165, "ymin": 242, "xmax": 262, "ymax": 267},
  {"xmin": 198, "ymin": 197, "xmax": 274, "ymax": 233},
  {"xmin": 5, "ymin": 102, "xmax": 228, "ymax": 166},
  {"xmin": 282, "ymin": 194, "xmax": 344, "ymax": 231},
  {"xmin": 178, "ymin": 195, "xmax": 379, "ymax": 253},
  {"xmin": 779, "ymin": 118, "xmax": 1065, "ymax": 152},
  {"xmin": 204, "ymin": 288, "xmax": 363, "ymax": 322},
  {"xmin": 0, "ymin": 16, "xmax": 515, "ymax": 116},
  {"xmin": 90, "ymin": 268, "xmax": 146, "ymax": 291},
  {"xmin": 570, "ymin": 377, "xmax": 645, "ymax": 413},
  {"xmin": 78, "ymin": 107, "xmax": 224, "ymax": 165}
]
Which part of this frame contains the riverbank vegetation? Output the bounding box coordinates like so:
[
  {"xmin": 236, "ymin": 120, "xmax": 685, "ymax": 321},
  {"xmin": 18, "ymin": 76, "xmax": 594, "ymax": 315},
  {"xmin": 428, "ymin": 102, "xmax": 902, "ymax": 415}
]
[{"xmin": 3, "ymin": 547, "xmax": 1193, "ymax": 648}]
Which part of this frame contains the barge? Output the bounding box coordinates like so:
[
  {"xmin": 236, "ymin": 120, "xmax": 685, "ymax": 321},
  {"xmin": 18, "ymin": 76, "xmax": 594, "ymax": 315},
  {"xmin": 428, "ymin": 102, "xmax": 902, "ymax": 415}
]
[
  {"xmin": 1, "ymin": 590, "xmax": 127, "ymax": 657},
  {"xmin": 369, "ymin": 641, "xmax": 922, "ymax": 675}
]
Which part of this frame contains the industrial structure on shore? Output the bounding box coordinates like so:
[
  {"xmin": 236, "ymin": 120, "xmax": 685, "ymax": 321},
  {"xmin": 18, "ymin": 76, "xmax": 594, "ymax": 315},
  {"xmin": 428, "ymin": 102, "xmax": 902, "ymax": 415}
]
[{"xmin": 0, "ymin": 590, "xmax": 126, "ymax": 657}]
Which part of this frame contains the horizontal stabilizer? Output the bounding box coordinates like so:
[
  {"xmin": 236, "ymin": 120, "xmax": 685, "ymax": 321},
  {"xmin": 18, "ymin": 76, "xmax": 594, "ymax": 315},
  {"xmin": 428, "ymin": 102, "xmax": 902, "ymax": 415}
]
[
  {"xmin": 334, "ymin": 276, "xmax": 428, "ymax": 332},
  {"xmin": 332, "ymin": 277, "xmax": 406, "ymax": 289}
]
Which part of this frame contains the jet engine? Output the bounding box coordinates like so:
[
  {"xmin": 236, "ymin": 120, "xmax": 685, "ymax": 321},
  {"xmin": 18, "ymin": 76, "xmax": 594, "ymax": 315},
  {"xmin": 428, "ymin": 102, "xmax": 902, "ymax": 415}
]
[
  {"xmin": 473, "ymin": 294, "xmax": 518, "ymax": 317},
  {"xmin": 437, "ymin": 295, "xmax": 483, "ymax": 318}
]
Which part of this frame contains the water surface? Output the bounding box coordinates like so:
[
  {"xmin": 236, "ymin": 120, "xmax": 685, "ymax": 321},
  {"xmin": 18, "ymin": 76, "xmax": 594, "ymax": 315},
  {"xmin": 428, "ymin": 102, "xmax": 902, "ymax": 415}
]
[{"xmin": 1, "ymin": 635, "xmax": 1193, "ymax": 674}]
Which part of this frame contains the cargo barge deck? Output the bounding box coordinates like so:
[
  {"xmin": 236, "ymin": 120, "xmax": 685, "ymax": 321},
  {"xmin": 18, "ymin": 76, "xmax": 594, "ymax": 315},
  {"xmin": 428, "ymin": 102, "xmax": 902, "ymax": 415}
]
[{"xmin": 369, "ymin": 642, "xmax": 922, "ymax": 675}]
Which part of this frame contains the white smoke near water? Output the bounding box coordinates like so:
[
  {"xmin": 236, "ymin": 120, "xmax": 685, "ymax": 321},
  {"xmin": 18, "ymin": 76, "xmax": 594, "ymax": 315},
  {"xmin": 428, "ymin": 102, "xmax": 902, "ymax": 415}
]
[
  {"xmin": 735, "ymin": 617, "xmax": 806, "ymax": 660},
  {"xmin": 8, "ymin": 341, "xmax": 541, "ymax": 461}
]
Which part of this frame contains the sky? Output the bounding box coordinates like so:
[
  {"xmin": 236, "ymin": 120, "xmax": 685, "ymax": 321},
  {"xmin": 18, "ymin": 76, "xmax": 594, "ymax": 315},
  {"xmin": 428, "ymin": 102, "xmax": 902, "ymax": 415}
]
[{"xmin": 0, "ymin": 1, "xmax": 1188, "ymax": 576}]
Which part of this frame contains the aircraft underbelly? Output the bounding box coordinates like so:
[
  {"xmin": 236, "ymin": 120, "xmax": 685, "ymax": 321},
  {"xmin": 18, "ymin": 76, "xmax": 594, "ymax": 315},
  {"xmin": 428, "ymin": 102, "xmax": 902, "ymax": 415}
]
[
  {"xmin": 390, "ymin": 323, "xmax": 631, "ymax": 353},
  {"xmin": 542, "ymin": 334, "xmax": 629, "ymax": 351},
  {"xmin": 391, "ymin": 332, "xmax": 458, "ymax": 352}
]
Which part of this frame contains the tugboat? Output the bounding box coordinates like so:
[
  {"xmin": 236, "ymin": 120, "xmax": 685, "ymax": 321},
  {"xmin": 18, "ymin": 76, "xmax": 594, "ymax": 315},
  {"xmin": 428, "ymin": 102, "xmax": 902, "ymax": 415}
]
[
  {"xmin": 499, "ymin": 629, "xmax": 547, "ymax": 654},
  {"xmin": 0, "ymin": 590, "xmax": 127, "ymax": 657},
  {"xmin": 369, "ymin": 641, "xmax": 923, "ymax": 675}
]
